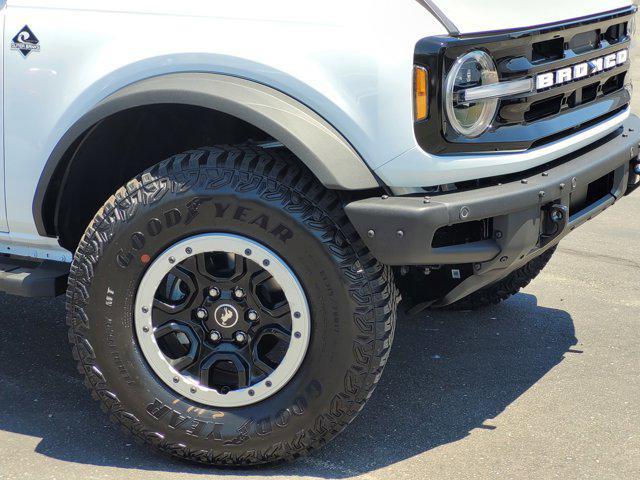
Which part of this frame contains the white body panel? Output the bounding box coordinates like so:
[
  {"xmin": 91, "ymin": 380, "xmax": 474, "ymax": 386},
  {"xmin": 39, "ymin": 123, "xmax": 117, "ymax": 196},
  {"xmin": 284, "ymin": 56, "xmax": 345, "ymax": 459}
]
[
  {"xmin": 0, "ymin": 0, "xmax": 635, "ymax": 256},
  {"xmin": 3, "ymin": 0, "xmax": 443, "ymax": 240}
]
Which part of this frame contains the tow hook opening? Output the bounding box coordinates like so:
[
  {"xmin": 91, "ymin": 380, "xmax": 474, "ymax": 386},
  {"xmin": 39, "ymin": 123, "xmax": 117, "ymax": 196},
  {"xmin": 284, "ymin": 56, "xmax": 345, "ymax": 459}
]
[
  {"xmin": 549, "ymin": 204, "xmax": 567, "ymax": 224},
  {"xmin": 541, "ymin": 203, "xmax": 568, "ymax": 247},
  {"xmin": 629, "ymin": 156, "xmax": 640, "ymax": 192}
]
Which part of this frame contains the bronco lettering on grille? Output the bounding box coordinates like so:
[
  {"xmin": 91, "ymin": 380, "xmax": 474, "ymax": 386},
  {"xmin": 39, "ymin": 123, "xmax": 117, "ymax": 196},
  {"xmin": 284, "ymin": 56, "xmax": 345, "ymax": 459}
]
[{"xmin": 535, "ymin": 49, "xmax": 628, "ymax": 91}]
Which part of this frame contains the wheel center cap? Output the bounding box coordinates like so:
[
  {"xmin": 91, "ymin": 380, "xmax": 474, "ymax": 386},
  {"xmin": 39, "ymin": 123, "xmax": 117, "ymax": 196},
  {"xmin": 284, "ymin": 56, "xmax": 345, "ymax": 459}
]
[{"xmin": 213, "ymin": 303, "xmax": 239, "ymax": 328}]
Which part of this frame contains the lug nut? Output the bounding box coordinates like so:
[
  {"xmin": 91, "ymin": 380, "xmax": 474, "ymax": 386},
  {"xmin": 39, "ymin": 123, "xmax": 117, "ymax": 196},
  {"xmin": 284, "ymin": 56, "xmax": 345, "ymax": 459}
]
[
  {"xmin": 234, "ymin": 331, "xmax": 247, "ymax": 344},
  {"xmin": 233, "ymin": 287, "xmax": 246, "ymax": 300},
  {"xmin": 208, "ymin": 287, "xmax": 220, "ymax": 299},
  {"xmin": 210, "ymin": 331, "xmax": 221, "ymax": 342},
  {"xmin": 196, "ymin": 308, "xmax": 208, "ymax": 320},
  {"xmin": 246, "ymin": 310, "xmax": 259, "ymax": 322}
]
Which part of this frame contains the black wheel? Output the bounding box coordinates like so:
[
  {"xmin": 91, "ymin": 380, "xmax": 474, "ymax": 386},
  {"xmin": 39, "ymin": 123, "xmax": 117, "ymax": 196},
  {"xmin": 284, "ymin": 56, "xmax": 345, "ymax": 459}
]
[
  {"xmin": 66, "ymin": 145, "xmax": 397, "ymax": 465},
  {"xmin": 444, "ymin": 246, "xmax": 557, "ymax": 311}
]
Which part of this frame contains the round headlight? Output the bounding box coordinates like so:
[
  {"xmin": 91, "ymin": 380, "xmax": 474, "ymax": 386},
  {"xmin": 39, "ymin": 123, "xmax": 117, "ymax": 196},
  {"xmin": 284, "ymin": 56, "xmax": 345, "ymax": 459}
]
[{"xmin": 445, "ymin": 50, "xmax": 499, "ymax": 138}]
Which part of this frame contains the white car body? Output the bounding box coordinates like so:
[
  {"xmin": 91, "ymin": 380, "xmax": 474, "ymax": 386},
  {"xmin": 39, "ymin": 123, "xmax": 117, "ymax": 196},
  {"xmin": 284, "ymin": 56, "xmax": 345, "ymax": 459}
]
[{"xmin": 0, "ymin": 0, "xmax": 634, "ymax": 261}]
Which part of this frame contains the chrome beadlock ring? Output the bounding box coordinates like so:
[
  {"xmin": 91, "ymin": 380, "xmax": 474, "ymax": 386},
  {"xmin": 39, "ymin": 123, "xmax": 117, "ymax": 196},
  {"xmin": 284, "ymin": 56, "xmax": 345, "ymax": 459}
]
[{"xmin": 134, "ymin": 233, "xmax": 311, "ymax": 408}]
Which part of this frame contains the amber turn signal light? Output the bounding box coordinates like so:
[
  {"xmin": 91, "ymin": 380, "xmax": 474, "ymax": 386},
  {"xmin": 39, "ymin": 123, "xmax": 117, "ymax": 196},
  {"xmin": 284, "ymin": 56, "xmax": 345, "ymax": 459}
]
[{"xmin": 413, "ymin": 66, "xmax": 428, "ymax": 121}]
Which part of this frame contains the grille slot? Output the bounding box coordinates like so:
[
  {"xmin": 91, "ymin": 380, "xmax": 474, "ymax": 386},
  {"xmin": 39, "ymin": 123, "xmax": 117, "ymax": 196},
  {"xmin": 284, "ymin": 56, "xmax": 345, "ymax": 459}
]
[
  {"xmin": 532, "ymin": 37, "xmax": 564, "ymax": 62},
  {"xmin": 569, "ymin": 30, "xmax": 600, "ymax": 54},
  {"xmin": 604, "ymin": 22, "xmax": 628, "ymax": 44},
  {"xmin": 582, "ymin": 82, "xmax": 599, "ymax": 103},
  {"xmin": 525, "ymin": 94, "xmax": 563, "ymax": 122},
  {"xmin": 602, "ymin": 72, "xmax": 626, "ymax": 95}
]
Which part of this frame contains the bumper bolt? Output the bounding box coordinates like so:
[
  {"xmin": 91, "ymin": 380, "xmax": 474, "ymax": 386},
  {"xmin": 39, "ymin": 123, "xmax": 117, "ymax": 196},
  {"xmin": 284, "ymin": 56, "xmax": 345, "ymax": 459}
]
[
  {"xmin": 208, "ymin": 287, "xmax": 220, "ymax": 299},
  {"xmin": 367, "ymin": 230, "xmax": 375, "ymax": 238},
  {"xmin": 210, "ymin": 331, "xmax": 221, "ymax": 342},
  {"xmin": 234, "ymin": 331, "xmax": 247, "ymax": 344},
  {"xmin": 196, "ymin": 308, "xmax": 208, "ymax": 320},
  {"xmin": 233, "ymin": 287, "xmax": 246, "ymax": 300},
  {"xmin": 246, "ymin": 310, "xmax": 259, "ymax": 322}
]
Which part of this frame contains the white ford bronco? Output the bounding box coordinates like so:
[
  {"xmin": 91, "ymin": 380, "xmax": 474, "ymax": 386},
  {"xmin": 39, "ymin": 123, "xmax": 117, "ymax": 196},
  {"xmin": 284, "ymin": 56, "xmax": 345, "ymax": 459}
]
[{"xmin": 1, "ymin": 0, "xmax": 638, "ymax": 466}]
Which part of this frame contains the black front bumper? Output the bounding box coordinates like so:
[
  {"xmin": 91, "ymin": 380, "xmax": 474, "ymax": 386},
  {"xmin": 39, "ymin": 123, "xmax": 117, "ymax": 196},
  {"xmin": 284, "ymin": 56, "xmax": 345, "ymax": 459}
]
[{"xmin": 346, "ymin": 115, "xmax": 640, "ymax": 306}]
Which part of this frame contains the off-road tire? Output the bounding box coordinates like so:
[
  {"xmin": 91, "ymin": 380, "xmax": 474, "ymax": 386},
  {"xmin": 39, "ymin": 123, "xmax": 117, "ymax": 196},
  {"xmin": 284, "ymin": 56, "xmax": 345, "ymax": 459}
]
[
  {"xmin": 445, "ymin": 246, "xmax": 556, "ymax": 311},
  {"xmin": 66, "ymin": 144, "xmax": 397, "ymax": 466}
]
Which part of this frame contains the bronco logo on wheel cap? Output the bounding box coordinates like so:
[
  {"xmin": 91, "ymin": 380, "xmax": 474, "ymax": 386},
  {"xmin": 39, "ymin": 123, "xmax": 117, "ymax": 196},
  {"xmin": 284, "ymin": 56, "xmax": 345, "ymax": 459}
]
[{"xmin": 213, "ymin": 304, "xmax": 239, "ymax": 328}]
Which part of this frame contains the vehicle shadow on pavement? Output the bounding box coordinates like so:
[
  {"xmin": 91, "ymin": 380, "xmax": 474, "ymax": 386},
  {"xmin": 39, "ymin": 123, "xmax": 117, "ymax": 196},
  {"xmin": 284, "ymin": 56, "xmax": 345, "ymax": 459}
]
[{"xmin": 0, "ymin": 292, "xmax": 576, "ymax": 478}]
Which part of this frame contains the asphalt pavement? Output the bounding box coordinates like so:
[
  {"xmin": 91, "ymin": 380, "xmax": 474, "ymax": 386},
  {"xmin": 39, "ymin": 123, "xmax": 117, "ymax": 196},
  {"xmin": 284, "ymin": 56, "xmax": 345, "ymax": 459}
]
[{"xmin": 1, "ymin": 27, "xmax": 640, "ymax": 480}]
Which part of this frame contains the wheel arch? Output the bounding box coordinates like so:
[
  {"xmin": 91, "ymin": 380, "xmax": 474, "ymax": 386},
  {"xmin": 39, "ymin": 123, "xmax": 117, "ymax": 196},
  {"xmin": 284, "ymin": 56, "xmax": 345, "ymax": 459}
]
[{"xmin": 33, "ymin": 72, "xmax": 381, "ymax": 238}]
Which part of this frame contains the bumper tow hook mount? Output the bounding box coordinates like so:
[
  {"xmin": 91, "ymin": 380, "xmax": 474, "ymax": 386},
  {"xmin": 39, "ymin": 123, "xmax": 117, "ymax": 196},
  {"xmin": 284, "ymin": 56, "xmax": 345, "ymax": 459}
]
[{"xmin": 541, "ymin": 204, "xmax": 569, "ymax": 247}]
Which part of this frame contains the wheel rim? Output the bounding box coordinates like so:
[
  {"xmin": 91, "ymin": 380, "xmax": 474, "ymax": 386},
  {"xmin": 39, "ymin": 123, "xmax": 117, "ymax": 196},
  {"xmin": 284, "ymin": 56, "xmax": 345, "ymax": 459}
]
[{"xmin": 134, "ymin": 233, "xmax": 311, "ymax": 407}]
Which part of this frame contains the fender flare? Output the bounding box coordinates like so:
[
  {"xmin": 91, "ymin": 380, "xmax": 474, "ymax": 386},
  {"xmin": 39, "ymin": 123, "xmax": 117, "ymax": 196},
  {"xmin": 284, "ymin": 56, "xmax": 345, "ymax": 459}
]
[{"xmin": 34, "ymin": 73, "xmax": 380, "ymax": 236}]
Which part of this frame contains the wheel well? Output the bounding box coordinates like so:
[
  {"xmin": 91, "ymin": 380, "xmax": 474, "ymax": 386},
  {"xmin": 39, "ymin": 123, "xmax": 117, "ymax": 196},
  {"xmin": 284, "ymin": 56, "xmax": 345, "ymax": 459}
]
[{"xmin": 46, "ymin": 104, "xmax": 277, "ymax": 252}]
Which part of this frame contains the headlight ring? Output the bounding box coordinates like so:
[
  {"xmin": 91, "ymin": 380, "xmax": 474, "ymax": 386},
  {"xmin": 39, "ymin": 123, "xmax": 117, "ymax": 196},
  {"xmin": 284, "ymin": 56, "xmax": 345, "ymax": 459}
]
[{"xmin": 444, "ymin": 50, "xmax": 499, "ymax": 138}]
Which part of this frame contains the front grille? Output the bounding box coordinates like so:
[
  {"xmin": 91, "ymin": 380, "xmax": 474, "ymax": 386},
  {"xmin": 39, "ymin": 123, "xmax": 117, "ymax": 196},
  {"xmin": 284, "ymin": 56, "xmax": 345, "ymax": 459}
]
[{"xmin": 414, "ymin": 7, "xmax": 635, "ymax": 155}]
